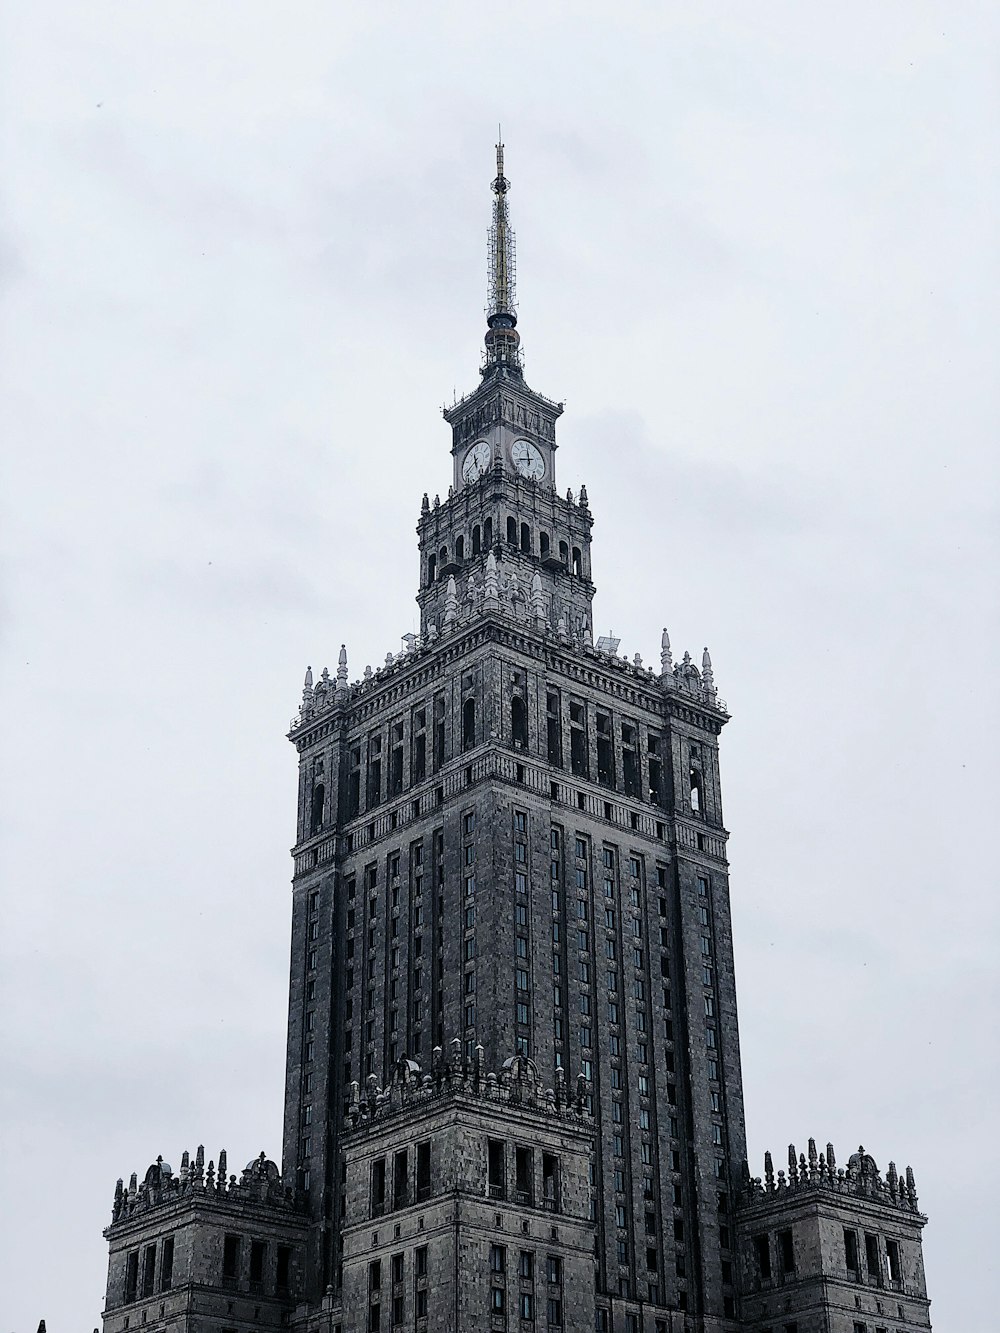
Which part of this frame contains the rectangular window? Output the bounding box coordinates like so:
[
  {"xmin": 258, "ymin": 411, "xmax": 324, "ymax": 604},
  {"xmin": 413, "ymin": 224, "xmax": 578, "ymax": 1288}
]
[
  {"xmin": 416, "ymin": 1141, "xmax": 431, "ymax": 1201},
  {"xmin": 886, "ymin": 1238, "xmax": 902, "ymax": 1283},
  {"xmin": 488, "ymin": 1140, "xmax": 506, "ymax": 1199},
  {"xmin": 778, "ymin": 1229, "xmax": 795, "ymax": 1275},
  {"xmin": 371, "ymin": 1158, "xmax": 387, "ymax": 1216},
  {"xmin": 249, "ymin": 1238, "xmax": 266, "ymax": 1287},
  {"xmin": 415, "ymin": 1245, "xmax": 428, "ymax": 1277},
  {"xmin": 159, "ymin": 1237, "xmax": 174, "ymax": 1292},
  {"xmin": 276, "ymin": 1245, "xmax": 291, "ymax": 1293},
  {"xmin": 141, "ymin": 1244, "xmax": 156, "ymax": 1298},
  {"xmin": 223, "ymin": 1234, "xmax": 240, "ymax": 1279},
  {"xmin": 516, "ymin": 1145, "xmax": 534, "ymax": 1205},
  {"xmin": 489, "ymin": 1244, "xmax": 505, "ymax": 1273},
  {"xmin": 393, "ymin": 1149, "xmax": 409, "ymax": 1209},
  {"xmin": 865, "ymin": 1233, "xmax": 880, "ymax": 1277}
]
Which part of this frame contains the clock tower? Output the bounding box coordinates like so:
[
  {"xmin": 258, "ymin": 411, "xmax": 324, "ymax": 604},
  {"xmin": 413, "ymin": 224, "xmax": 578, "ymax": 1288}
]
[{"xmin": 419, "ymin": 144, "xmax": 592, "ymax": 644}]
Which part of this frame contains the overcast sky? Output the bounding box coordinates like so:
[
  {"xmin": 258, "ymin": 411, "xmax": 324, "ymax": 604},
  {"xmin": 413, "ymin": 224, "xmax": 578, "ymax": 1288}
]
[{"xmin": 1, "ymin": 3, "xmax": 997, "ymax": 1329}]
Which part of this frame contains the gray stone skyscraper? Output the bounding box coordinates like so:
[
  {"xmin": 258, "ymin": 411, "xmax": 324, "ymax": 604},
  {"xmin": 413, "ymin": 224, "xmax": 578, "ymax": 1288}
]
[{"xmin": 101, "ymin": 145, "xmax": 933, "ymax": 1333}]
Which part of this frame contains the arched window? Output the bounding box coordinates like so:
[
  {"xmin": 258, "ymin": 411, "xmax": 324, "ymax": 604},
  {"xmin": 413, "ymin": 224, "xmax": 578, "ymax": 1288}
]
[
  {"xmin": 507, "ymin": 516, "xmax": 518, "ymax": 545},
  {"xmin": 539, "ymin": 531, "xmax": 550, "ymax": 559},
  {"xmin": 472, "ymin": 525, "xmax": 481, "ymax": 556},
  {"xmin": 462, "ymin": 698, "xmax": 477, "ymax": 751},
  {"xmin": 427, "ymin": 554, "xmax": 437, "ymax": 585},
  {"xmin": 559, "ymin": 540, "xmax": 569, "ymax": 567},
  {"xmin": 520, "ymin": 523, "xmax": 531, "ymax": 553},
  {"xmin": 511, "ymin": 696, "xmax": 528, "ymax": 748},
  {"xmin": 310, "ymin": 783, "xmax": 325, "ymax": 836},
  {"xmin": 456, "ymin": 535, "xmax": 465, "ymax": 561},
  {"xmin": 572, "ymin": 547, "xmax": 582, "ymax": 577},
  {"xmin": 484, "ymin": 517, "xmax": 493, "ymax": 547},
  {"xmin": 439, "ymin": 546, "xmax": 448, "ymax": 567},
  {"xmin": 690, "ymin": 771, "xmax": 702, "ymax": 813}
]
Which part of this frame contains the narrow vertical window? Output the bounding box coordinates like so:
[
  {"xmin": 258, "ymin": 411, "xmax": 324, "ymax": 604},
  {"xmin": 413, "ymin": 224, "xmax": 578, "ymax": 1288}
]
[
  {"xmin": 488, "ymin": 1140, "xmax": 506, "ymax": 1199},
  {"xmin": 310, "ymin": 782, "xmax": 325, "ymax": 836},
  {"xmin": 515, "ymin": 1145, "xmax": 534, "ymax": 1205},
  {"xmin": 393, "ymin": 1149, "xmax": 408, "ymax": 1209},
  {"xmin": 124, "ymin": 1250, "xmax": 139, "ymax": 1303},
  {"xmin": 276, "ymin": 1244, "xmax": 291, "ymax": 1293},
  {"xmin": 160, "ymin": 1237, "xmax": 174, "ymax": 1292},
  {"xmin": 596, "ymin": 711, "xmax": 614, "ymax": 786},
  {"xmin": 511, "ymin": 695, "xmax": 527, "ymax": 748},
  {"xmin": 462, "ymin": 697, "xmax": 476, "ymax": 751},
  {"xmin": 371, "ymin": 1158, "xmax": 387, "ymax": 1216},
  {"xmin": 569, "ymin": 700, "xmax": 588, "ymax": 778},
  {"xmin": 547, "ymin": 690, "xmax": 562, "ymax": 767},
  {"xmin": 886, "ymin": 1238, "xmax": 902, "ymax": 1283},
  {"xmin": 416, "ymin": 1141, "xmax": 431, "ymax": 1201},
  {"xmin": 249, "ymin": 1239, "xmax": 266, "ymax": 1290},
  {"xmin": 753, "ymin": 1234, "xmax": 772, "ymax": 1281},
  {"xmin": 433, "ymin": 695, "xmax": 445, "ymax": 771},
  {"xmin": 223, "ymin": 1234, "xmax": 240, "ymax": 1280}
]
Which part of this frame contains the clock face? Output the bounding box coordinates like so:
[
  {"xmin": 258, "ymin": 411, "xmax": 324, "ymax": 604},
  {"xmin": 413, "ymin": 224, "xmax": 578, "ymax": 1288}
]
[
  {"xmin": 511, "ymin": 439, "xmax": 545, "ymax": 480},
  {"xmin": 462, "ymin": 440, "xmax": 492, "ymax": 483}
]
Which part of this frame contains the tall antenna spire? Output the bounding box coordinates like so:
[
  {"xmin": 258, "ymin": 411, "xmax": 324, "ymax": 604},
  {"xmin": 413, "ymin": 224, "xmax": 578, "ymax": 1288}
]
[{"xmin": 483, "ymin": 132, "xmax": 522, "ymax": 377}]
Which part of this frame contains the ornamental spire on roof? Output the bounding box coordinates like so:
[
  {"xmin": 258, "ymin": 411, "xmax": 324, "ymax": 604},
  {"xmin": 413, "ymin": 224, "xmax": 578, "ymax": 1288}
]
[{"xmin": 483, "ymin": 134, "xmax": 523, "ymax": 377}]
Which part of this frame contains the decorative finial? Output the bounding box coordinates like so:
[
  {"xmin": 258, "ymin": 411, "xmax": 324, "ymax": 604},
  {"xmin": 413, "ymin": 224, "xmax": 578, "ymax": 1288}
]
[
  {"xmin": 336, "ymin": 645, "xmax": 348, "ymax": 689},
  {"xmin": 905, "ymin": 1164, "xmax": 917, "ymax": 1205},
  {"xmin": 484, "ymin": 550, "xmax": 499, "ymax": 608},
  {"xmin": 444, "ymin": 575, "xmax": 458, "ymax": 626},
  {"xmin": 483, "ymin": 136, "xmax": 522, "ymax": 376},
  {"xmin": 702, "ymin": 646, "xmax": 715, "ymax": 693},
  {"xmin": 660, "ymin": 628, "xmax": 673, "ymax": 674}
]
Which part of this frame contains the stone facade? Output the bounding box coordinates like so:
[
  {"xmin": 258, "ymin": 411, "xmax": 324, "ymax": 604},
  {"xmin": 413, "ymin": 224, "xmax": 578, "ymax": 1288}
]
[{"xmin": 100, "ymin": 145, "xmax": 933, "ymax": 1333}]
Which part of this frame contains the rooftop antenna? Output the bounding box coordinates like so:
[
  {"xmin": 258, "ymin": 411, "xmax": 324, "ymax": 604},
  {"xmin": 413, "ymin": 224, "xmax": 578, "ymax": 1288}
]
[{"xmin": 483, "ymin": 130, "xmax": 522, "ymax": 376}]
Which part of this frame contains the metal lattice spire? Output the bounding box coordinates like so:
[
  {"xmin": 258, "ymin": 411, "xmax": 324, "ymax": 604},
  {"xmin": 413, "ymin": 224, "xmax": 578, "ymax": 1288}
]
[{"xmin": 483, "ymin": 134, "xmax": 523, "ymax": 376}]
